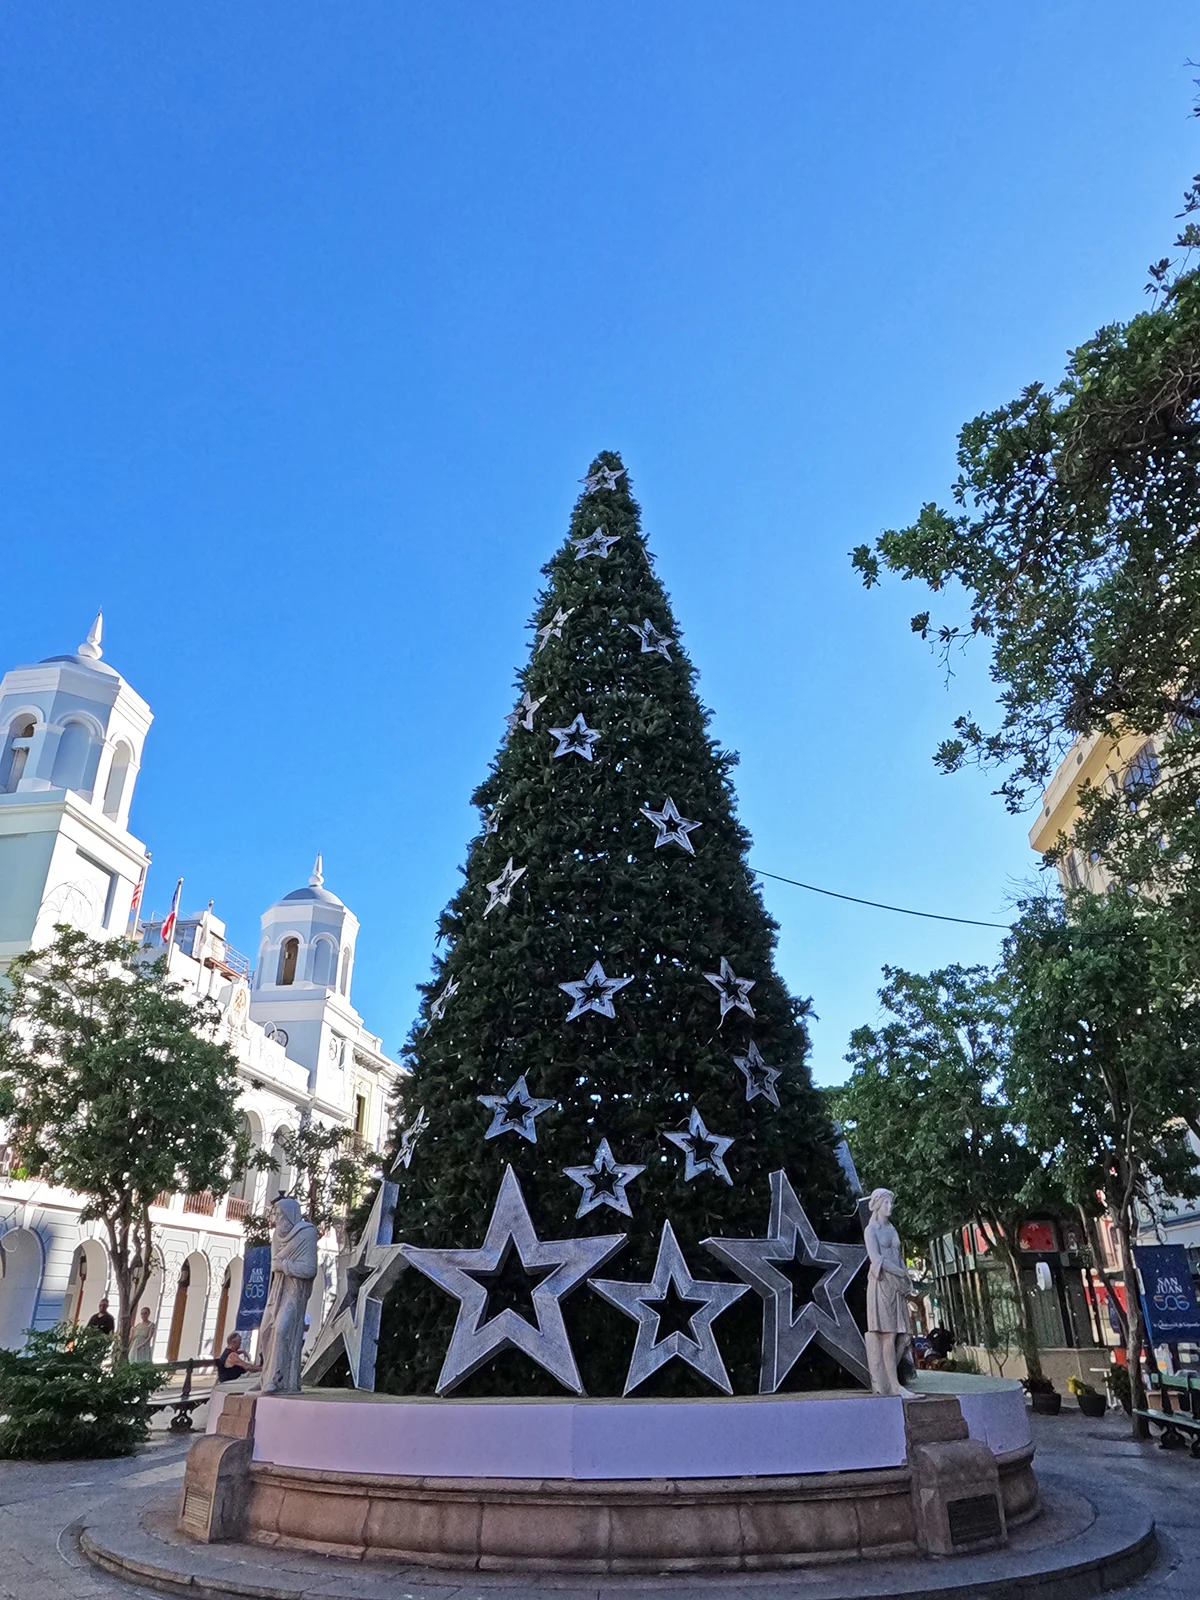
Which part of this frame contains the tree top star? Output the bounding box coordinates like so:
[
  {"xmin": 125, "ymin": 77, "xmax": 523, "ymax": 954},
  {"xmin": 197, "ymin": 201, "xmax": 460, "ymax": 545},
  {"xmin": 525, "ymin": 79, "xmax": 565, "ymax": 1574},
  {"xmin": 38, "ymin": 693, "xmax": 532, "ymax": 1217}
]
[{"xmin": 580, "ymin": 464, "xmax": 626, "ymax": 493}]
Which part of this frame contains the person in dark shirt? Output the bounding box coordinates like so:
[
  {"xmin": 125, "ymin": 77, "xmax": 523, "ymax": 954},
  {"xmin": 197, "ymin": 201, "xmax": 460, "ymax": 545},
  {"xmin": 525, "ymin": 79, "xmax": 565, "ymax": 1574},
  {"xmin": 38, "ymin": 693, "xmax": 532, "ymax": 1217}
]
[
  {"xmin": 926, "ymin": 1325, "xmax": 955, "ymax": 1361},
  {"xmin": 215, "ymin": 1331, "xmax": 259, "ymax": 1382},
  {"xmin": 86, "ymin": 1299, "xmax": 115, "ymax": 1336}
]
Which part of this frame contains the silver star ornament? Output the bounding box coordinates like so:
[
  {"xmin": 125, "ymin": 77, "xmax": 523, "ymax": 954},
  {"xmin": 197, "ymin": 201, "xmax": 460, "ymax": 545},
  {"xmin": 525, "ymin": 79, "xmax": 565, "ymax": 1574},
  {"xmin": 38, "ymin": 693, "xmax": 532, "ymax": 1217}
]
[
  {"xmin": 629, "ymin": 618, "xmax": 674, "ymax": 659},
  {"xmin": 734, "ymin": 1040, "xmax": 782, "ymax": 1107},
  {"xmin": 580, "ymin": 464, "xmax": 626, "ymax": 493},
  {"xmin": 536, "ymin": 606, "xmax": 575, "ymax": 652},
  {"xmin": 506, "ymin": 691, "xmax": 545, "ymax": 737},
  {"xmin": 704, "ymin": 955, "xmax": 756, "ymax": 1020},
  {"xmin": 484, "ymin": 857, "xmax": 527, "ymax": 917},
  {"xmin": 478, "ymin": 1074, "xmax": 556, "ymax": 1143},
  {"xmin": 563, "ymin": 1138, "xmax": 645, "ymax": 1218},
  {"xmin": 549, "ymin": 713, "xmax": 600, "ymax": 761},
  {"xmin": 429, "ymin": 975, "xmax": 459, "ymax": 1023},
  {"xmin": 392, "ymin": 1106, "xmax": 429, "ymax": 1172},
  {"xmin": 400, "ymin": 1165, "xmax": 625, "ymax": 1394},
  {"xmin": 481, "ymin": 797, "xmax": 505, "ymax": 837},
  {"xmin": 703, "ymin": 1169, "xmax": 869, "ymax": 1392},
  {"xmin": 641, "ymin": 797, "xmax": 702, "ymax": 855},
  {"xmin": 571, "ymin": 525, "xmax": 621, "ymax": 559},
  {"xmin": 664, "ymin": 1106, "xmax": 735, "ymax": 1185},
  {"xmin": 559, "ymin": 960, "xmax": 634, "ymax": 1021},
  {"xmin": 303, "ymin": 1177, "xmax": 407, "ymax": 1390},
  {"xmin": 590, "ymin": 1221, "xmax": 749, "ymax": 1395}
]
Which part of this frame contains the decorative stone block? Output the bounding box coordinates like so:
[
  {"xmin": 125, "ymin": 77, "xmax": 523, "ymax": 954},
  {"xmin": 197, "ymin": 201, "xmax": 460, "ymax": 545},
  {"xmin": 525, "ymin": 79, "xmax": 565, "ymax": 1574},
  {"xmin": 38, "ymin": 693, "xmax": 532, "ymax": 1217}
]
[{"xmin": 177, "ymin": 1395, "xmax": 258, "ymax": 1543}]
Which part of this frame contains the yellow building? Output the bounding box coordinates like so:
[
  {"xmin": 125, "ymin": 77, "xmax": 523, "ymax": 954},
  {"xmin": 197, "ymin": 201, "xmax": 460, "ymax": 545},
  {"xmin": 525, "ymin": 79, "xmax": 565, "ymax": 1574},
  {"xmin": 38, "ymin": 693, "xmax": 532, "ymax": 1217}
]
[{"xmin": 1028, "ymin": 728, "xmax": 1164, "ymax": 890}]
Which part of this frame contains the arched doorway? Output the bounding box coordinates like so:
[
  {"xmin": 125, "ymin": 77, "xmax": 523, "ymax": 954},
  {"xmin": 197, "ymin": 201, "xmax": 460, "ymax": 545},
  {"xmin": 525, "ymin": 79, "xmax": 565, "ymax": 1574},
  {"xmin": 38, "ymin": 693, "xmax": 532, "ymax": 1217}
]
[
  {"xmin": 213, "ymin": 1257, "xmax": 244, "ymax": 1353},
  {"xmin": 0, "ymin": 1229, "xmax": 42, "ymax": 1349},
  {"xmin": 62, "ymin": 1239, "xmax": 110, "ymax": 1326},
  {"xmin": 165, "ymin": 1251, "xmax": 209, "ymax": 1363}
]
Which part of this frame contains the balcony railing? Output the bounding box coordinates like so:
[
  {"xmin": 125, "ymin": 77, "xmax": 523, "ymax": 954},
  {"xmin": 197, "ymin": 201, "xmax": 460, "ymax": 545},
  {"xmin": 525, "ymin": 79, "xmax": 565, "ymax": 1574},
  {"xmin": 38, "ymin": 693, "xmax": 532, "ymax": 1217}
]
[
  {"xmin": 225, "ymin": 1196, "xmax": 250, "ymax": 1221},
  {"xmin": 182, "ymin": 1191, "xmax": 216, "ymax": 1217},
  {"xmin": 153, "ymin": 1191, "xmax": 173, "ymax": 1210}
]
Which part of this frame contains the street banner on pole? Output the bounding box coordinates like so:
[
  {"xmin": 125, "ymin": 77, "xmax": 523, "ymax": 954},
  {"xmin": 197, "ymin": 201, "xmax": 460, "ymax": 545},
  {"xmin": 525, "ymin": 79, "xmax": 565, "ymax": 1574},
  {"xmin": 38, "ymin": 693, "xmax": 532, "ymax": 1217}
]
[
  {"xmin": 235, "ymin": 1245, "xmax": 271, "ymax": 1333},
  {"xmin": 1133, "ymin": 1243, "xmax": 1200, "ymax": 1345}
]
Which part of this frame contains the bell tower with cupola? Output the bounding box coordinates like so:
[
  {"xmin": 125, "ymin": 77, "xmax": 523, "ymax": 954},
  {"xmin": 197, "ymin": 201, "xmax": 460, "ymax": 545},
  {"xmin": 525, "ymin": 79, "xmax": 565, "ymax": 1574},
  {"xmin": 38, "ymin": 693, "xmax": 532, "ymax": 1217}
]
[{"xmin": 0, "ymin": 614, "xmax": 152, "ymax": 960}]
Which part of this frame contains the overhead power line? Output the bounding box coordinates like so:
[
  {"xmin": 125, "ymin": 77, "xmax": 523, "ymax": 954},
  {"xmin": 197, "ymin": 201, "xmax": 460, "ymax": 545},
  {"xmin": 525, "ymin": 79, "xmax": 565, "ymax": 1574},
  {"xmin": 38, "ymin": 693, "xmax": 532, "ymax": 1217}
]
[{"xmin": 751, "ymin": 868, "xmax": 1010, "ymax": 930}]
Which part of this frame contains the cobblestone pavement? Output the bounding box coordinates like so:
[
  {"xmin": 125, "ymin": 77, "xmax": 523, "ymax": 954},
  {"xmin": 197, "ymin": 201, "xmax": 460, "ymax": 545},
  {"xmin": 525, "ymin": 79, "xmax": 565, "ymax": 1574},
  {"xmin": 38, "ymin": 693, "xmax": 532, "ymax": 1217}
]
[{"xmin": 1, "ymin": 1407, "xmax": 1199, "ymax": 1598}]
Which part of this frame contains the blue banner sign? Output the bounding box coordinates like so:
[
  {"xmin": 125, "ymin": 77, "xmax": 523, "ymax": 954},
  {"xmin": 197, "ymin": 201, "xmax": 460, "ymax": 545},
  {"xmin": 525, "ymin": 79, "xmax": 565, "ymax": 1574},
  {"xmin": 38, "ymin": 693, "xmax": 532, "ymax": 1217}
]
[
  {"xmin": 1134, "ymin": 1244, "xmax": 1200, "ymax": 1345},
  {"xmin": 234, "ymin": 1245, "xmax": 271, "ymax": 1332}
]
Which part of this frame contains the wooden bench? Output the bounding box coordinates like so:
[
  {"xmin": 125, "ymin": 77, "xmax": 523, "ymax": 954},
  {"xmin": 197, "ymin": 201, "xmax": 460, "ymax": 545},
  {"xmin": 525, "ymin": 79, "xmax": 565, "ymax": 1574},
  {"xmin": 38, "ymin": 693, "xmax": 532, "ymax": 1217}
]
[
  {"xmin": 147, "ymin": 1358, "xmax": 218, "ymax": 1433},
  {"xmin": 1135, "ymin": 1370, "xmax": 1200, "ymax": 1455}
]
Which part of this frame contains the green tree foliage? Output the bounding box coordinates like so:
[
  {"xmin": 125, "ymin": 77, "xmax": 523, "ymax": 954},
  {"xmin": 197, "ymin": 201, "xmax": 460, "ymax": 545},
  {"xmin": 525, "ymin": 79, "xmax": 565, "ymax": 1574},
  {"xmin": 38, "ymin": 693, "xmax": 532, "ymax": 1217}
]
[
  {"xmin": 1004, "ymin": 890, "xmax": 1200, "ymax": 1429},
  {"xmin": 0, "ymin": 928, "xmax": 249, "ymax": 1361},
  {"xmin": 849, "ymin": 180, "xmax": 1200, "ymax": 903},
  {"xmin": 832, "ymin": 964, "xmax": 1055, "ymax": 1379},
  {"xmin": 377, "ymin": 453, "xmax": 854, "ymax": 1398},
  {"xmin": 0, "ymin": 1323, "xmax": 159, "ymax": 1459},
  {"xmin": 245, "ymin": 1119, "xmax": 374, "ymax": 1249}
]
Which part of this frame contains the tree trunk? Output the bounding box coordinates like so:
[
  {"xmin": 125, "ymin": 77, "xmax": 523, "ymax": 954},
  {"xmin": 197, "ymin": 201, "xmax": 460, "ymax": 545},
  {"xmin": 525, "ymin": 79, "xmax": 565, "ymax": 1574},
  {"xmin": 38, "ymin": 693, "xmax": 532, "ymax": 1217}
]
[
  {"xmin": 1114, "ymin": 1204, "xmax": 1150, "ymax": 1440},
  {"xmin": 105, "ymin": 1208, "xmax": 154, "ymax": 1364}
]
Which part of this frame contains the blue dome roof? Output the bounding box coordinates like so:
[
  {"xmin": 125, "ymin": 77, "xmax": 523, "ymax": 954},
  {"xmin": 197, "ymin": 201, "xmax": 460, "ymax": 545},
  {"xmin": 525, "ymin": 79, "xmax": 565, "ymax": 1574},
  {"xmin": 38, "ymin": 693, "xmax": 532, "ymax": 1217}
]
[{"xmin": 281, "ymin": 884, "xmax": 344, "ymax": 907}]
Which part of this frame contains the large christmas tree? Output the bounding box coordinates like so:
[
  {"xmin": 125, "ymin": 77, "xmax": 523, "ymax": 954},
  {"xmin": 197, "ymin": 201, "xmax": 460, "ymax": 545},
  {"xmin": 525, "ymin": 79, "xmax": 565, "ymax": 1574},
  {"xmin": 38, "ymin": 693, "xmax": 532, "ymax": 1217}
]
[{"xmin": 375, "ymin": 454, "xmax": 863, "ymax": 1399}]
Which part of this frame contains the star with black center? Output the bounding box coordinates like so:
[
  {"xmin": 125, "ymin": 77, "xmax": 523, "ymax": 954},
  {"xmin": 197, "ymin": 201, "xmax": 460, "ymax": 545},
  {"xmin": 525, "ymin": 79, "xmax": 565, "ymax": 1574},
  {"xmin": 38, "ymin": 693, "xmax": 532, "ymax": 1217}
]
[
  {"xmin": 400, "ymin": 1165, "xmax": 626, "ymax": 1393},
  {"xmin": 664, "ymin": 1107, "xmax": 734, "ymax": 1184},
  {"xmin": 703, "ymin": 955, "xmax": 756, "ymax": 1021},
  {"xmin": 563, "ymin": 1138, "xmax": 645, "ymax": 1218},
  {"xmin": 548, "ymin": 713, "xmax": 600, "ymax": 760},
  {"xmin": 302, "ymin": 1178, "xmax": 407, "ymax": 1391},
  {"xmin": 571, "ymin": 525, "xmax": 620, "ymax": 559},
  {"xmin": 559, "ymin": 960, "xmax": 634, "ymax": 1021},
  {"xmin": 536, "ymin": 607, "xmax": 574, "ymax": 652},
  {"xmin": 429, "ymin": 975, "xmax": 459, "ymax": 1023},
  {"xmin": 733, "ymin": 1041, "xmax": 782, "ymax": 1107},
  {"xmin": 629, "ymin": 618, "xmax": 674, "ymax": 659},
  {"xmin": 391, "ymin": 1106, "xmax": 429, "ymax": 1172},
  {"xmin": 478, "ymin": 1074, "xmax": 556, "ymax": 1143},
  {"xmin": 505, "ymin": 691, "xmax": 545, "ymax": 737},
  {"xmin": 484, "ymin": 857, "xmax": 527, "ymax": 917},
  {"xmin": 580, "ymin": 464, "xmax": 626, "ymax": 493},
  {"xmin": 641, "ymin": 797, "xmax": 702, "ymax": 855}
]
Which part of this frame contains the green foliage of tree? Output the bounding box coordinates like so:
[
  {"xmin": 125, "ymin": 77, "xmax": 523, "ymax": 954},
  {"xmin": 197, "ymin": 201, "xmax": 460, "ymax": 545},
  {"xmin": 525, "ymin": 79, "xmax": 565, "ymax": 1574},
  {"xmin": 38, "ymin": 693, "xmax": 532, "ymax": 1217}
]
[
  {"xmin": 244, "ymin": 1119, "xmax": 374, "ymax": 1249},
  {"xmin": 377, "ymin": 454, "xmax": 855, "ymax": 1398},
  {"xmin": 0, "ymin": 1323, "xmax": 160, "ymax": 1459},
  {"xmin": 849, "ymin": 179, "xmax": 1200, "ymax": 901},
  {"xmin": 0, "ymin": 928, "xmax": 249, "ymax": 1361},
  {"xmin": 1004, "ymin": 890, "xmax": 1200, "ymax": 1430},
  {"xmin": 832, "ymin": 964, "xmax": 1057, "ymax": 1380}
]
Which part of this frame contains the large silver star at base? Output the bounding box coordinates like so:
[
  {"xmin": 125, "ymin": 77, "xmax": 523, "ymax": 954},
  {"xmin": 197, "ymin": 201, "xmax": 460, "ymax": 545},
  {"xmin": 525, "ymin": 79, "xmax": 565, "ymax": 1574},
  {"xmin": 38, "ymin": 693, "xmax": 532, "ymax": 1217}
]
[
  {"xmin": 703, "ymin": 1169, "xmax": 869, "ymax": 1393},
  {"xmin": 590, "ymin": 1221, "xmax": 749, "ymax": 1395},
  {"xmin": 703, "ymin": 956, "xmax": 756, "ymax": 1020},
  {"xmin": 484, "ymin": 857, "xmax": 527, "ymax": 916},
  {"xmin": 563, "ymin": 1138, "xmax": 645, "ymax": 1218},
  {"xmin": 549, "ymin": 713, "xmax": 600, "ymax": 760},
  {"xmin": 580, "ymin": 464, "xmax": 626, "ymax": 493},
  {"xmin": 641, "ymin": 797, "xmax": 702, "ymax": 855},
  {"xmin": 664, "ymin": 1106, "xmax": 735, "ymax": 1184},
  {"xmin": 559, "ymin": 960, "xmax": 634, "ymax": 1021},
  {"xmin": 303, "ymin": 1177, "xmax": 407, "ymax": 1390},
  {"xmin": 733, "ymin": 1041, "xmax": 782, "ymax": 1107},
  {"xmin": 478, "ymin": 1074, "xmax": 556, "ymax": 1143},
  {"xmin": 629, "ymin": 618, "xmax": 674, "ymax": 659},
  {"xmin": 400, "ymin": 1165, "xmax": 625, "ymax": 1394},
  {"xmin": 506, "ymin": 691, "xmax": 545, "ymax": 737},
  {"xmin": 571, "ymin": 525, "xmax": 620, "ymax": 559}
]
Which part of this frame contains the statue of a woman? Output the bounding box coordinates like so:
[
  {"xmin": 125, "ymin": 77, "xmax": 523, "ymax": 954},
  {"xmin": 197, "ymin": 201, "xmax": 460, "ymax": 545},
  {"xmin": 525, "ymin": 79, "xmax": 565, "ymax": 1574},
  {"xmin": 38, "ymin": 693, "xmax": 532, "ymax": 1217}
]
[
  {"xmin": 254, "ymin": 1197, "xmax": 319, "ymax": 1394},
  {"xmin": 863, "ymin": 1187, "xmax": 915, "ymax": 1397}
]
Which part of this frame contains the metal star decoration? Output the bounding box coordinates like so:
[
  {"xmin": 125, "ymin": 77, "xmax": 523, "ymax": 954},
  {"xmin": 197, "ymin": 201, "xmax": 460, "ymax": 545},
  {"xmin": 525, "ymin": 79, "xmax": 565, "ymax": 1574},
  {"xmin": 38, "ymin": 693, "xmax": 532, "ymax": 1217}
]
[
  {"xmin": 478, "ymin": 1074, "xmax": 556, "ymax": 1144},
  {"xmin": 392, "ymin": 1106, "xmax": 429, "ymax": 1172},
  {"xmin": 580, "ymin": 464, "xmax": 626, "ymax": 493},
  {"xmin": 400, "ymin": 1164, "xmax": 625, "ymax": 1394},
  {"xmin": 506, "ymin": 691, "xmax": 545, "ymax": 737},
  {"xmin": 559, "ymin": 960, "xmax": 634, "ymax": 1021},
  {"xmin": 429, "ymin": 974, "xmax": 459, "ymax": 1023},
  {"xmin": 549, "ymin": 713, "xmax": 600, "ymax": 761},
  {"xmin": 536, "ymin": 607, "xmax": 575, "ymax": 652},
  {"xmin": 303, "ymin": 1177, "xmax": 407, "ymax": 1390},
  {"xmin": 590, "ymin": 1221, "xmax": 749, "ymax": 1395},
  {"xmin": 571, "ymin": 525, "xmax": 621, "ymax": 560},
  {"xmin": 733, "ymin": 1041, "xmax": 782, "ymax": 1107},
  {"xmin": 484, "ymin": 857, "xmax": 527, "ymax": 917},
  {"xmin": 563, "ymin": 1138, "xmax": 645, "ymax": 1218},
  {"xmin": 629, "ymin": 618, "xmax": 674, "ymax": 659},
  {"xmin": 703, "ymin": 1169, "xmax": 869, "ymax": 1393},
  {"xmin": 481, "ymin": 797, "xmax": 505, "ymax": 837},
  {"xmin": 664, "ymin": 1106, "xmax": 735, "ymax": 1185},
  {"xmin": 641, "ymin": 797, "xmax": 702, "ymax": 855},
  {"xmin": 703, "ymin": 956, "xmax": 756, "ymax": 1020}
]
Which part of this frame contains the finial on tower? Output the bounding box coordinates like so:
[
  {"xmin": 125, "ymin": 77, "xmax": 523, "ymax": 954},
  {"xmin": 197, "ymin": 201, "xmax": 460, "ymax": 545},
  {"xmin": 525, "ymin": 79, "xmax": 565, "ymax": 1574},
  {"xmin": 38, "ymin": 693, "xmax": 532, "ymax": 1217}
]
[
  {"xmin": 78, "ymin": 610, "xmax": 103, "ymax": 661},
  {"xmin": 310, "ymin": 853, "xmax": 324, "ymax": 888}
]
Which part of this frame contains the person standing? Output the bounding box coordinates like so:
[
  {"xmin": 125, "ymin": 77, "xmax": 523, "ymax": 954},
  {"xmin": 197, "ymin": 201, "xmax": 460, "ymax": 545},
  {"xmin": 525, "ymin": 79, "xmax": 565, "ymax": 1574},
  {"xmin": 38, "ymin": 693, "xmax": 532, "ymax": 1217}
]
[
  {"xmin": 129, "ymin": 1306, "xmax": 156, "ymax": 1363},
  {"xmin": 86, "ymin": 1298, "xmax": 115, "ymax": 1336}
]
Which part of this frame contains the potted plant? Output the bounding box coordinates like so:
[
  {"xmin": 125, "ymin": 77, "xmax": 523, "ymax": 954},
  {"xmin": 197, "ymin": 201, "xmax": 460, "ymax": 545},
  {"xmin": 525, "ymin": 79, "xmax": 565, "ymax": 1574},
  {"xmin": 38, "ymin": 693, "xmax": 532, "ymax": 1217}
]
[
  {"xmin": 1067, "ymin": 1376, "xmax": 1107, "ymax": 1418},
  {"xmin": 1021, "ymin": 1373, "xmax": 1062, "ymax": 1415},
  {"xmin": 1107, "ymin": 1362, "xmax": 1133, "ymax": 1416}
]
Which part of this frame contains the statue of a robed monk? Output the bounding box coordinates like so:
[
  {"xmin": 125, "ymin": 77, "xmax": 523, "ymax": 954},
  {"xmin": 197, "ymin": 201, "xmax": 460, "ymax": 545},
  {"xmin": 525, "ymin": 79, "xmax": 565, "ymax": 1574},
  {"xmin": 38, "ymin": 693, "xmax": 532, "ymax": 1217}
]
[
  {"xmin": 253, "ymin": 1196, "xmax": 319, "ymax": 1394},
  {"xmin": 864, "ymin": 1187, "xmax": 916, "ymax": 1398}
]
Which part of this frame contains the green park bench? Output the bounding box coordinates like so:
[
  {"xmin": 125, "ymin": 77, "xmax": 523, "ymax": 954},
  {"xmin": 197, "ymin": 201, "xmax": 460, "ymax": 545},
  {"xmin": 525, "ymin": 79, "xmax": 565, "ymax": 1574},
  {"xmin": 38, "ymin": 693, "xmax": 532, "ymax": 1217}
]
[
  {"xmin": 1135, "ymin": 1370, "xmax": 1200, "ymax": 1456},
  {"xmin": 147, "ymin": 1358, "xmax": 218, "ymax": 1433}
]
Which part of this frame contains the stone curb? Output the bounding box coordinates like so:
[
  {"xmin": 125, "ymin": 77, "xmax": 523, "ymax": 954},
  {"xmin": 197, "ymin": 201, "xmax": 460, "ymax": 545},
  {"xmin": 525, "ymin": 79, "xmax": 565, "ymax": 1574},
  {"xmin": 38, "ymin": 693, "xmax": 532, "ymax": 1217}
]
[{"xmin": 78, "ymin": 1476, "xmax": 1157, "ymax": 1600}]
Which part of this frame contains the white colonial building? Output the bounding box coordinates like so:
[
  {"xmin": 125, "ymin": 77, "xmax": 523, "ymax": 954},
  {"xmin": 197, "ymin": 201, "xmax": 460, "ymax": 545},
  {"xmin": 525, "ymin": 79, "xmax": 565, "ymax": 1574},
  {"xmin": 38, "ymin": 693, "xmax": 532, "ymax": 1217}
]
[{"xmin": 0, "ymin": 616, "xmax": 406, "ymax": 1360}]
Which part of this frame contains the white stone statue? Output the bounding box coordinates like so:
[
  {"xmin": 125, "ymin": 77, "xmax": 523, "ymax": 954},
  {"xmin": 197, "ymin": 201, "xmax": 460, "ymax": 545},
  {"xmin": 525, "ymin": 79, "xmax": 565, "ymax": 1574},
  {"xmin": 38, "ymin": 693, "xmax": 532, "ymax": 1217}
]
[
  {"xmin": 864, "ymin": 1187, "xmax": 916, "ymax": 1398},
  {"xmin": 253, "ymin": 1197, "xmax": 319, "ymax": 1394}
]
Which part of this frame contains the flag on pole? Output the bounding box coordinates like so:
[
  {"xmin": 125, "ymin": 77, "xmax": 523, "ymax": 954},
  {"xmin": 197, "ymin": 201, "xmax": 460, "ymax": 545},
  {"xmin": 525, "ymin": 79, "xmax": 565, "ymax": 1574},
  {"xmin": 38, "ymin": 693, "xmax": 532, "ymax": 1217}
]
[{"xmin": 161, "ymin": 878, "xmax": 182, "ymax": 946}]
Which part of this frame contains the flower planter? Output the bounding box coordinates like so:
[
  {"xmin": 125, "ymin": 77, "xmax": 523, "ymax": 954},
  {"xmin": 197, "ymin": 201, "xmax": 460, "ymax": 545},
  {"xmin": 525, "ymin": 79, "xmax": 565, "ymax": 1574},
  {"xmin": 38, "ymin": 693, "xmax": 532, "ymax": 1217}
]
[
  {"xmin": 1076, "ymin": 1392, "xmax": 1107, "ymax": 1419},
  {"xmin": 1030, "ymin": 1390, "xmax": 1062, "ymax": 1415}
]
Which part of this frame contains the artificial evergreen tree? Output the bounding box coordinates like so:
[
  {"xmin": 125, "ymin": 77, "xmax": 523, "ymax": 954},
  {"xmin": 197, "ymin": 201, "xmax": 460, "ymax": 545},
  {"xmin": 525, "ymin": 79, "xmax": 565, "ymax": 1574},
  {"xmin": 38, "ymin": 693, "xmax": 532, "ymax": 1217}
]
[{"xmin": 375, "ymin": 454, "xmax": 859, "ymax": 1399}]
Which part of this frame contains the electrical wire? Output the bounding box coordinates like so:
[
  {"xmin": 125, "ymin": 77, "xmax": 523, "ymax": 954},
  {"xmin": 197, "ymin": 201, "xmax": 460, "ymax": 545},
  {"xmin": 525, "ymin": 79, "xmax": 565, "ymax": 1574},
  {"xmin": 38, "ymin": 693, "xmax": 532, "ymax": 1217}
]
[{"xmin": 751, "ymin": 868, "xmax": 1010, "ymax": 929}]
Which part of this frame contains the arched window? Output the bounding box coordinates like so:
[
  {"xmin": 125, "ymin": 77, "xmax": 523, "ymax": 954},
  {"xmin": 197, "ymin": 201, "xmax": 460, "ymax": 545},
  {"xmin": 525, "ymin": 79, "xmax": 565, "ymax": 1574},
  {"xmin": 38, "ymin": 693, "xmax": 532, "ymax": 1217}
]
[
  {"xmin": 277, "ymin": 937, "xmax": 299, "ymax": 986},
  {"xmin": 52, "ymin": 720, "xmax": 98, "ymax": 794},
  {"xmin": 1, "ymin": 719, "xmax": 35, "ymax": 793},
  {"xmin": 339, "ymin": 945, "xmax": 353, "ymax": 996},
  {"xmin": 1123, "ymin": 743, "xmax": 1160, "ymax": 813},
  {"xmin": 311, "ymin": 938, "xmax": 336, "ymax": 988},
  {"xmin": 269, "ymin": 1127, "xmax": 294, "ymax": 1197},
  {"xmin": 102, "ymin": 740, "xmax": 133, "ymax": 820}
]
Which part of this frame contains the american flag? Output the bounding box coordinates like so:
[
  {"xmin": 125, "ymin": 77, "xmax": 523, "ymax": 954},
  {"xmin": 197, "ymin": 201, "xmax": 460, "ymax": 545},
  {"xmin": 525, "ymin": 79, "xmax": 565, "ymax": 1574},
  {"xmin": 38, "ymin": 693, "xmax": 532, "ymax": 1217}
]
[{"xmin": 161, "ymin": 878, "xmax": 183, "ymax": 945}]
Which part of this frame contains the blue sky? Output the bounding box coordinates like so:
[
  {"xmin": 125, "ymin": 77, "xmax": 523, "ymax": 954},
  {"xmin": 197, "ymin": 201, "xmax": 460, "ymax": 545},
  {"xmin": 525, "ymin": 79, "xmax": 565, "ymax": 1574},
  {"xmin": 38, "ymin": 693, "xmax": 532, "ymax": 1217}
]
[{"xmin": 3, "ymin": 4, "xmax": 1196, "ymax": 1083}]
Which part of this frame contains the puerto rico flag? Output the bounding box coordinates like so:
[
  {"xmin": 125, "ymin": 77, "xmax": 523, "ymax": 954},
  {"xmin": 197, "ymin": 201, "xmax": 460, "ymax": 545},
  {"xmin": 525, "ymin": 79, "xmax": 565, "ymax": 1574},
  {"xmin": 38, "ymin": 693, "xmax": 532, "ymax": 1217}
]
[{"xmin": 161, "ymin": 877, "xmax": 182, "ymax": 945}]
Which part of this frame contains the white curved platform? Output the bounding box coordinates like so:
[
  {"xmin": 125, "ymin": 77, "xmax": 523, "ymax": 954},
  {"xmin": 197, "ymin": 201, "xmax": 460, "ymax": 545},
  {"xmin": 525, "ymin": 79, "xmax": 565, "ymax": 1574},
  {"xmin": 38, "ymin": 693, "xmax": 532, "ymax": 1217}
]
[{"xmin": 207, "ymin": 1375, "xmax": 1029, "ymax": 1481}]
